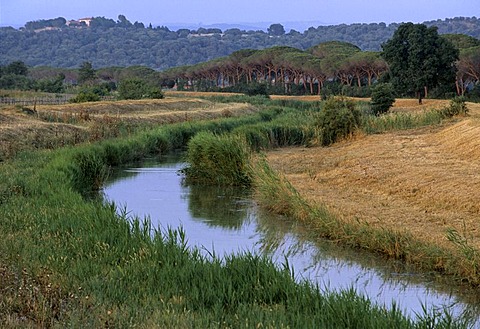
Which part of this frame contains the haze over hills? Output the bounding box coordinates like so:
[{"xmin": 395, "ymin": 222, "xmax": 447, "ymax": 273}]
[
  {"xmin": 0, "ymin": 15, "xmax": 479, "ymax": 70},
  {"xmin": 0, "ymin": 18, "xmax": 348, "ymax": 33},
  {"xmin": 163, "ymin": 20, "xmax": 331, "ymax": 33}
]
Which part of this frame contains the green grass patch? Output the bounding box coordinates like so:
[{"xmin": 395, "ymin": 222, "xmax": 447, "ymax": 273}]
[
  {"xmin": 361, "ymin": 98, "xmax": 468, "ymax": 134},
  {"xmin": 182, "ymin": 131, "xmax": 252, "ymax": 186},
  {"xmin": 362, "ymin": 109, "xmax": 447, "ymax": 134}
]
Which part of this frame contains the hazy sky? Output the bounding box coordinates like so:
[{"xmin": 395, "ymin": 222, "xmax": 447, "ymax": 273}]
[{"xmin": 1, "ymin": 0, "xmax": 479, "ymax": 29}]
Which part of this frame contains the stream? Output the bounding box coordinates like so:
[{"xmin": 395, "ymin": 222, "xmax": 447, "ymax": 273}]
[{"xmin": 102, "ymin": 153, "xmax": 480, "ymax": 324}]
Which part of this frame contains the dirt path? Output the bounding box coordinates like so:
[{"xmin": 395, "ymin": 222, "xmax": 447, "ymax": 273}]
[{"xmin": 266, "ymin": 102, "xmax": 480, "ymax": 250}]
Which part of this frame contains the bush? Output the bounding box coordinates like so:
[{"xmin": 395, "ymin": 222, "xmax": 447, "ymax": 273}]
[
  {"xmin": 69, "ymin": 91, "xmax": 101, "ymax": 103},
  {"xmin": 118, "ymin": 78, "xmax": 164, "ymax": 100},
  {"xmin": 316, "ymin": 96, "xmax": 362, "ymax": 146},
  {"xmin": 69, "ymin": 85, "xmax": 110, "ymax": 103},
  {"xmin": 439, "ymin": 96, "xmax": 469, "ymax": 117},
  {"xmin": 370, "ymin": 83, "xmax": 395, "ymax": 116}
]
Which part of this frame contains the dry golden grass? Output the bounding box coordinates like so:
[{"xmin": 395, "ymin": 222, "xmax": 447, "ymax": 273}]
[
  {"xmin": 0, "ymin": 96, "xmax": 258, "ymax": 160},
  {"xmin": 164, "ymin": 90, "xmax": 240, "ymax": 98},
  {"xmin": 34, "ymin": 97, "xmax": 255, "ymax": 120},
  {"xmin": 266, "ymin": 101, "xmax": 480, "ymax": 251},
  {"xmin": 270, "ymin": 95, "xmax": 322, "ymax": 102},
  {"xmin": 391, "ymin": 98, "xmax": 451, "ymax": 113}
]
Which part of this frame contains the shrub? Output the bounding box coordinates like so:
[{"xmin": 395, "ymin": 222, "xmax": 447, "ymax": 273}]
[
  {"xmin": 316, "ymin": 96, "xmax": 362, "ymax": 146},
  {"xmin": 69, "ymin": 85, "xmax": 109, "ymax": 103},
  {"xmin": 118, "ymin": 78, "xmax": 164, "ymax": 100},
  {"xmin": 370, "ymin": 83, "xmax": 395, "ymax": 116},
  {"xmin": 446, "ymin": 96, "xmax": 468, "ymax": 116},
  {"xmin": 69, "ymin": 91, "xmax": 101, "ymax": 103},
  {"xmin": 435, "ymin": 96, "xmax": 468, "ymax": 118}
]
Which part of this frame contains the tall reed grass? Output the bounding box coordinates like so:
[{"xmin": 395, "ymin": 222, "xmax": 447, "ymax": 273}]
[
  {"xmin": 318, "ymin": 98, "xmax": 463, "ymax": 136},
  {"xmin": 233, "ymin": 113, "xmax": 317, "ymax": 151},
  {"xmin": 182, "ymin": 131, "xmax": 252, "ymax": 186},
  {"xmin": 362, "ymin": 109, "xmax": 447, "ymax": 134}
]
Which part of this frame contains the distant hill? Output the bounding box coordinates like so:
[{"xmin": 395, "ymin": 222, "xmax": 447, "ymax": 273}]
[{"xmin": 0, "ymin": 16, "xmax": 479, "ymax": 70}]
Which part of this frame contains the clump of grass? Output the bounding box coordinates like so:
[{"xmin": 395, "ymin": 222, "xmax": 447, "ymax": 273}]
[
  {"xmin": 447, "ymin": 229, "xmax": 480, "ymax": 281},
  {"xmin": 362, "ymin": 97, "xmax": 470, "ymax": 135},
  {"xmin": 270, "ymin": 98, "xmax": 323, "ymax": 111},
  {"xmin": 362, "ymin": 110, "xmax": 446, "ymax": 134},
  {"xmin": 204, "ymin": 94, "xmax": 273, "ymax": 106},
  {"xmin": 68, "ymin": 145, "xmax": 109, "ymax": 193},
  {"xmin": 182, "ymin": 131, "xmax": 252, "ymax": 186},
  {"xmin": 249, "ymin": 154, "xmax": 338, "ymax": 232}
]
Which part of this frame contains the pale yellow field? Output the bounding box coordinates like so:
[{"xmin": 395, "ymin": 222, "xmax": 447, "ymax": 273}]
[{"xmin": 266, "ymin": 101, "xmax": 480, "ymax": 251}]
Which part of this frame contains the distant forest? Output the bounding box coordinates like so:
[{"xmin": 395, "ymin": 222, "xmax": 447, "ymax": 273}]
[{"xmin": 1, "ymin": 15, "xmax": 480, "ymax": 70}]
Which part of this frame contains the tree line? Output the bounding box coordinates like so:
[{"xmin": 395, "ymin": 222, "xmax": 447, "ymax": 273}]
[
  {"xmin": 0, "ymin": 60, "xmax": 165, "ymax": 102},
  {"xmin": 158, "ymin": 28, "xmax": 480, "ymax": 100},
  {"xmin": 1, "ymin": 16, "xmax": 479, "ymax": 70}
]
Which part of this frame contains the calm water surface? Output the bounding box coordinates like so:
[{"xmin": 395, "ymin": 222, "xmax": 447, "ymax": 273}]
[{"xmin": 102, "ymin": 154, "xmax": 480, "ymax": 324}]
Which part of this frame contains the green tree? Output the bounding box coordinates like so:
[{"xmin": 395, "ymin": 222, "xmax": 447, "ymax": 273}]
[
  {"xmin": 35, "ymin": 73, "xmax": 65, "ymax": 93},
  {"xmin": 267, "ymin": 24, "xmax": 285, "ymax": 36},
  {"xmin": 442, "ymin": 34, "xmax": 480, "ymax": 50},
  {"xmin": 370, "ymin": 83, "xmax": 395, "ymax": 115},
  {"xmin": 0, "ymin": 61, "xmax": 30, "ymax": 89},
  {"xmin": 456, "ymin": 46, "xmax": 480, "ymax": 98},
  {"xmin": 90, "ymin": 17, "xmax": 116, "ymax": 29},
  {"xmin": 382, "ymin": 23, "xmax": 459, "ymax": 102},
  {"xmin": 4, "ymin": 61, "xmax": 28, "ymax": 76},
  {"xmin": 78, "ymin": 61, "xmax": 96, "ymax": 85},
  {"xmin": 117, "ymin": 15, "xmax": 132, "ymax": 28}
]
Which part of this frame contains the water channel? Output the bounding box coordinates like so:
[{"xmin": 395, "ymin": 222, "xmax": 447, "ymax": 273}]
[{"xmin": 102, "ymin": 153, "xmax": 480, "ymax": 324}]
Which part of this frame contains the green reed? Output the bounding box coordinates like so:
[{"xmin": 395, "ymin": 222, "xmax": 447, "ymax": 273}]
[
  {"xmin": 362, "ymin": 109, "xmax": 446, "ymax": 134},
  {"xmin": 182, "ymin": 131, "xmax": 252, "ymax": 186}
]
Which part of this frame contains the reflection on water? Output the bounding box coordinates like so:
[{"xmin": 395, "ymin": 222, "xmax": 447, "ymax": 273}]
[
  {"xmin": 102, "ymin": 154, "xmax": 480, "ymax": 323},
  {"xmin": 187, "ymin": 184, "xmax": 252, "ymax": 229}
]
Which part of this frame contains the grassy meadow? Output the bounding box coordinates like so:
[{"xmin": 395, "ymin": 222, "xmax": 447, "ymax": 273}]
[{"xmin": 0, "ymin": 92, "xmax": 476, "ymax": 327}]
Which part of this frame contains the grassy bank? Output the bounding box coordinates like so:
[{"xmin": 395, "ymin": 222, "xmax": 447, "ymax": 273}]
[
  {"xmin": 252, "ymin": 156, "xmax": 480, "ymax": 284},
  {"xmin": 0, "ymin": 101, "xmax": 468, "ymax": 327}
]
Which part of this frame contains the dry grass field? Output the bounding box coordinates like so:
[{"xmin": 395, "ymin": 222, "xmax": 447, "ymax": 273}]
[
  {"xmin": 0, "ymin": 96, "xmax": 257, "ymax": 159},
  {"xmin": 266, "ymin": 100, "xmax": 480, "ymax": 252}
]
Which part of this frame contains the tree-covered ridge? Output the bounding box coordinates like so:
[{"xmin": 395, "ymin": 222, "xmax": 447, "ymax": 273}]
[{"xmin": 1, "ymin": 16, "xmax": 480, "ymax": 70}]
